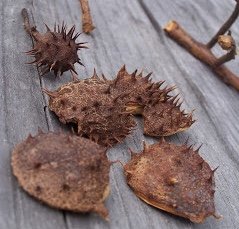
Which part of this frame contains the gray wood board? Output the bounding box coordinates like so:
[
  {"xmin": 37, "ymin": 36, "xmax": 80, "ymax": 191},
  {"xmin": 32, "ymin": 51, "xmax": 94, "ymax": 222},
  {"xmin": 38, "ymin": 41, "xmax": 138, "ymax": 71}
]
[{"xmin": 0, "ymin": 0, "xmax": 238, "ymax": 228}]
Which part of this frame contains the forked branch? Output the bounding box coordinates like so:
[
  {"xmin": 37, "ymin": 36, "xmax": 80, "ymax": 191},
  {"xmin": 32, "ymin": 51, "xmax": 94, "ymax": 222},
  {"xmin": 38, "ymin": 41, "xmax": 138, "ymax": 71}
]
[
  {"xmin": 164, "ymin": 1, "xmax": 239, "ymax": 91},
  {"xmin": 207, "ymin": 0, "xmax": 239, "ymax": 48}
]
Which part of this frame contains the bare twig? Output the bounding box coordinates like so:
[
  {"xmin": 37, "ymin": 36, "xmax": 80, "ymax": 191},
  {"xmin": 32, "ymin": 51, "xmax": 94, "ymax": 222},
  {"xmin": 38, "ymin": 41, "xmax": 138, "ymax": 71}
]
[
  {"xmin": 164, "ymin": 1, "xmax": 239, "ymax": 91},
  {"xmin": 207, "ymin": 0, "xmax": 239, "ymax": 48},
  {"xmin": 215, "ymin": 47, "xmax": 236, "ymax": 67},
  {"xmin": 21, "ymin": 8, "xmax": 39, "ymax": 39},
  {"xmin": 164, "ymin": 21, "xmax": 239, "ymax": 91},
  {"xmin": 79, "ymin": 0, "xmax": 95, "ymax": 34},
  {"xmin": 21, "ymin": 8, "xmax": 32, "ymax": 35}
]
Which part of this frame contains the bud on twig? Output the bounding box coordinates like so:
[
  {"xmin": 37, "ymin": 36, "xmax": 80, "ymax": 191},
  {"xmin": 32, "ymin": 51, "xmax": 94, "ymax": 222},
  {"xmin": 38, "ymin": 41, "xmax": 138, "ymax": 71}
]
[{"xmin": 218, "ymin": 31, "xmax": 235, "ymax": 50}]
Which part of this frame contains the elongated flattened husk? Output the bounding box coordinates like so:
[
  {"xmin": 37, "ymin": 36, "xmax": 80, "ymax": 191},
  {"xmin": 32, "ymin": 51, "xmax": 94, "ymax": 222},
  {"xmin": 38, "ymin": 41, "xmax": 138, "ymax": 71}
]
[
  {"xmin": 11, "ymin": 131, "xmax": 110, "ymax": 219},
  {"xmin": 44, "ymin": 72, "xmax": 135, "ymax": 147},
  {"xmin": 44, "ymin": 66, "xmax": 194, "ymax": 146},
  {"xmin": 124, "ymin": 139, "xmax": 217, "ymax": 223},
  {"xmin": 110, "ymin": 66, "xmax": 195, "ymax": 136}
]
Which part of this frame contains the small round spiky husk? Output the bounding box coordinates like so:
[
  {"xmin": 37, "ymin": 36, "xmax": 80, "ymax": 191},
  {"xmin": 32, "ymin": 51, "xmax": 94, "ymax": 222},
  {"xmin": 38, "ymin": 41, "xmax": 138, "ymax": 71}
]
[
  {"xmin": 124, "ymin": 140, "xmax": 217, "ymax": 223},
  {"xmin": 11, "ymin": 131, "xmax": 110, "ymax": 219},
  {"xmin": 26, "ymin": 23, "xmax": 87, "ymax": 76},
  {"xmin": 44, "ymin": 72, "xmax": 136, "ymax": 147}
]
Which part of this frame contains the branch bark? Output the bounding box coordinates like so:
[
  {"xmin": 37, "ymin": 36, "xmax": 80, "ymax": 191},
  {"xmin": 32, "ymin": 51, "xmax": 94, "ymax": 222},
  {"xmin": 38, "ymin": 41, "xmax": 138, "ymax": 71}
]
[
  {"xmin": 164, "ymin": 21, "xmax": 239, "ymax": 91},
  {"xmin": 79, "ymin": 0, "xmax": 95, "ymax": 34}
]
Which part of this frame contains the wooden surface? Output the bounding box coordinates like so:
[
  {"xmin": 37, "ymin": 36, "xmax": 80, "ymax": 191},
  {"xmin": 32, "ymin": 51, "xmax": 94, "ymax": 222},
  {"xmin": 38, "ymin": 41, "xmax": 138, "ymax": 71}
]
[{"xmin": 0, "ymin": 0, "xmax": 239, "ymax": 228}]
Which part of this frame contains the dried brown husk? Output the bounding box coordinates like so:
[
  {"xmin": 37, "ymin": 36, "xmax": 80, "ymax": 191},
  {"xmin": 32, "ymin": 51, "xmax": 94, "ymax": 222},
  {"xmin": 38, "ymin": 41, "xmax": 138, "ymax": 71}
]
[
  {"xmin": 11, "ymin": 131, "xmax": 110, "ymax": 219},
  {"xmin": 124, "ymin": 139, "xmax": 217, "ymax": 223},
  {"xmin": 44, "ymin": 66, "xmax": 194, "ymax": 146},
  {"xmin": 25, "ymin": 22, "xmax": 87, "ymax": 76},
  {"xmin": 109, "ymin": 66, "xmax": 194, "ymax": 136},
  {"xmin": 142, "ymin": 99, "xmax": 194, "ymax": 136},
  {"xmin": 44, "ymin": 72, "xmax": 135, "ymax": 147},
  {"xmin": 110, "ymin": 65, "xmax": 170, "ymax": 112}
]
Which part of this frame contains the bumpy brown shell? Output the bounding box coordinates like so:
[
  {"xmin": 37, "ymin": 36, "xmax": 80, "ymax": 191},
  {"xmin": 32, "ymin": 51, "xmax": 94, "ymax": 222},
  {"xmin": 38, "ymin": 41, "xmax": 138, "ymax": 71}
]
[
  {"xmin": 44, "ymin": 72, "xmax": 135, "ymax": 147},
  {"xmin": 110, "ymin": 66, "xmax": 194, "ymax": 136},
  {"xmin": 110, "ymin": 65, "xmax": 171, "ymax": 112},
  {"xmin": 26, "ymin": 23, "xmax": 87, "ymax": 76},
  {"xmin": 11, "ymin": 131, "xmax": 110, "ymax": 219},
  {"xmin": 143, "ymin": 99, "xmax": 194, "ymax": 136},
  {"xmin": 44, "ymin": 66, "xmax": 194, "ymax": 146},
  {"xmin": 124, "ymin": 139, "xmax": 217, "ymax": 223}
]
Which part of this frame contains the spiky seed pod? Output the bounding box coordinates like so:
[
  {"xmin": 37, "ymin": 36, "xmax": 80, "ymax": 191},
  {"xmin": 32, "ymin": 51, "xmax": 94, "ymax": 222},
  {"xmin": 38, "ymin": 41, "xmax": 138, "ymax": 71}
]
[
  {"xmin": 44, "ymin": 66, "xmax": 194, "ymax": 146},
  {"xmin": 11, "ymin": 131, "xmax": 110, "ymax": 219},
  {"xmin": 143, "ymin": 97, "xmax": 195, "ymax": 136},
  {"xmin": 79, "ymin": 104, "xmax": 135, "ymax": 147},
  {"xmin": 110, "ymin": 65, "xmax": 171, "ymax": 112},
  {"xmin": 26, "ymin": 22, "xmax": 87, "ymax": 76},
  {"xmin": 44, "ymin": 71, "xmax": 135, "ymax": 147},
  {"xmin": 110, "ymin": 66, "xmax": 194, "ymax": 136},
  {"xmin": 124, "ymin": 140, "xmax": 217, "ymax": 223}
]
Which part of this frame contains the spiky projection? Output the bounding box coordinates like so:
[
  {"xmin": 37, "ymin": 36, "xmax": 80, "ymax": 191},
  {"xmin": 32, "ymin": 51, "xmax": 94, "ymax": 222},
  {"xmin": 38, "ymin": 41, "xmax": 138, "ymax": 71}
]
[
  {"xmin": 124, "ymin": 139, "xmax": 217, "ymax": 223},
  {"xmin": 11, "ymin": 131, "xmax": 110, "ymax": 219},
  {"xmin": 25, "ymin": 22, "xmax": 87, "ymax": 76},
  {"xmin": 44, "ymin": 71, "xmax": 135, "ymax": 147}
]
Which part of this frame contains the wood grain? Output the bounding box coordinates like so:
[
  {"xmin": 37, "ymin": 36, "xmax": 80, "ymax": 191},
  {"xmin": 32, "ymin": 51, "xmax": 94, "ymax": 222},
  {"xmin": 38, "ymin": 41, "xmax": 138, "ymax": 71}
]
[{"xmin": 0, "ymin": 0, "xmax": 239, "ymax": 228}]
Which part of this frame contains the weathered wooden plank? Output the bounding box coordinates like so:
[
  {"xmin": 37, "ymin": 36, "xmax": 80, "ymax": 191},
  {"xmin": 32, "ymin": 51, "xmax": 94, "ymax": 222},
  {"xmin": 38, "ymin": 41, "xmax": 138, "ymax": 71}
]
[
  {"xmin": 1, "ymin": 0, "xmax": 239, "ymax": 228},
  {"xmin": 29, "ymin": 0, "xmax": 176, "ymax": 228},
  {"xmin": 0, "ymin": 1, "xmax": 67, "ymax": 229},
  {"xmin": 138, "ymin": 0, "xmax": 239, "ymax": 228}
]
